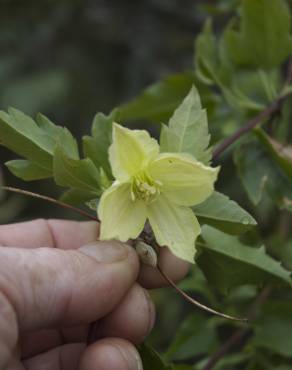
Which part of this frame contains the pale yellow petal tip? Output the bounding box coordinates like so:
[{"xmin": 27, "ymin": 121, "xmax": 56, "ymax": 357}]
[
  {"xmin": 155, "ymin": 240, "xmax": 196, "ymax": 264},
  {"xmin": 205, "ymin": 164, "xmax": 220, "ymax": 184},
  {"xmin": 170, "ymin": 245, "xmax": 197, "ymax": 264},
  {"xmin": 113, "ymin": 121, "xmax": 125, "ymax": 130},
  {"xmin": 99, "ymin": 227, "xmax": 128, "ymax": 243},
  {"xmin": 170, "ymin": 216, "xmax": 201, "ymax": 263},
  {"xmin": 212, "ymin": 165, "xmax": 220, "ymax": 182},
  {"xmin": 112, "ymin": 122, "xmax": 128, "ymax": 137},
  {"xmin": 112, "ymin": 122, "xmax": 157, "ymax": 152},
  {"xmin": 214, "ymin": 165, "xmax": 221, "ymax": 176}
]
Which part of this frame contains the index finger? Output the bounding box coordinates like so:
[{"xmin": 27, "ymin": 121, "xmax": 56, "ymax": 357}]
[
  {"xmin": 0, "ymin": 219, "xmax": 99, "ymax": 249},
  {"xmin": 0, "ymin": 219, "xmax": 189, "ymax": 288}
]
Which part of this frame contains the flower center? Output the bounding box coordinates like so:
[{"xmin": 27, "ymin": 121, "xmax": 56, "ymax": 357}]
[{"xmin": 131, "ymin": 172, "xmax": 161, "ymax": 204}]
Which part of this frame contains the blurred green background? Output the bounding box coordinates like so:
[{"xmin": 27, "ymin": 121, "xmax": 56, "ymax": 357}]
[
  {"xmin": 2, "ymin": 1, "xmax": 277, "ymax": 364},
  {"xmin": 0, "ymin": 0, "xmax": 240, "ymax": 223}
]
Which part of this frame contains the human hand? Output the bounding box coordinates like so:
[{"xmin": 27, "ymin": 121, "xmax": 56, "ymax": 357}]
[{"xmin": 0, "ymin": 219, "xmax": 189, "ymax": 370}]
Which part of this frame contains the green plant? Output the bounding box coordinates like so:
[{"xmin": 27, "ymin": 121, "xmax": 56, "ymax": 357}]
[{"xmin": 1, "ymin": 0, "xmax": 292, "ymax": 369}]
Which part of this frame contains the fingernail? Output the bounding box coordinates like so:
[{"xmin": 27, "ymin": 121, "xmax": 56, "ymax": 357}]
[
  {"xmin": 80, "ymin": 241, "xmax": 129, "ymax": 263},
  {"xmin": 114, "ymin": 343, "xmax": 143, "ymax": 370}
]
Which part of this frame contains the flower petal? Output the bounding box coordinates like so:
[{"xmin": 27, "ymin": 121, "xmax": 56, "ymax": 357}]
[
  {"xmin": 98, "ymin": 182, "xmax": 147, "ymax": 241},
  {"xmin": 148, "ymin": 194, "xmax": 200, "ymax": 263},
  {"xmin": 148, "ymin": 153, "xmax": 219, "ymax": 206},
  {"xmin": 109, "ymin": 123, "xmax": 159, "ymax": 181}
]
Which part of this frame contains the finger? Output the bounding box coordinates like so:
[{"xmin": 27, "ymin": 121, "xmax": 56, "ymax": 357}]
[
  {"xmin": 0, "ymin": 241, "xmax": 138, "ymax": 329},
  {"xmin": 79, "ymin": 338, "xmax": 142, "ymax": 370},
  {"xmin": 0, "ymin": 219, "xmax": 188, "ymax": 288},
  {"xmin": 23, "ymin": 343, "xmax": 85, "ymax": 370},
  {"xmin": 21, "ymin": 282, "xmax": 155, "ymax": 358},
  {"xmin": 21, "ymin": 330, "xmax": 63, "ymax": 359},
  {"xmin": 24, "ymin": 339, "xmax": 143, "ymax": 370},
  {"xmin": 0, "ymin": 241, "xmax": 139, "ymax": 368},
  {"xmin": 21, "ymin": 326, "xmax": 88, "ymax": 359},
  {"xmin": 97, "ymin": 283, "xmax": 155, "ymax": 344},
  {"xmin": 138, "ymin": 246, "xmax": 190, "ymax": 288},
  {"xmin": 6, "ymin": 358, "xmax": 26, "ymax": 370},
  {"xmin": 0, "ymin": 219, "xmax": 98, "ymax": 249}
]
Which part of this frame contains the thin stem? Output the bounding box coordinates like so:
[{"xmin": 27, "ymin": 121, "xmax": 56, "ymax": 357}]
[
  {"xmin": 1, "ymin": 187, "xmax": 243, "ymax": 323},
  {"xmin": 157, "ymin": 264, "xmax": 248, "ymax": 323},
  {"xmin": 212, "ymin": 96, "xmax": 285, "ymax": 161},
  {"xmin": 1, "ymin": 186, "xmax": 99, "ymax": 222},
  {"xmin": 212, "ymin": 58, "xmax": 292, "ymax": 161},
  {"xmin": 202, "ymin": 60, "xmax": 292, "ymax": 370}
]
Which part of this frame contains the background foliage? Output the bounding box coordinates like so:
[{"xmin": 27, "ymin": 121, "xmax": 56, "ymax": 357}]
[{"xmin": 1, "ymin": 0, "xmax": 292, "ymax": 369}]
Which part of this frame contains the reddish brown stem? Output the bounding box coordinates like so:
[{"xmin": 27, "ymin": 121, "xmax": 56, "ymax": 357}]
[
  {"xmin": 157, "ymin": 264, "xmax": 248, "ymax": 323},
  {"xmin": 212, "ymin": 58, "xmax": 292, "ymax": 161},
  {"xmin": 212, "ymin": 96, "xmax": 286, "ymax": 161},
  {"xmin": 1, "ymin": 186, "xmax": 99, "ymax": 222}
]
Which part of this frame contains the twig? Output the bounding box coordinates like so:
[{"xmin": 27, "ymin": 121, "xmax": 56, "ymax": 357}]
[
  {"xmin": 140, "ymin": 230, "xmax": 247, "ymax": 322},
  {"xmin": 4, "ymin": 60, "xmax": 291, "ymax": 349},
  {"xmin": 157, "ymin": 265, "xmax": 247, "ymax": 323},
  {"xmin": 1, "ymin": 186, "xmax": 99, "ymax": 222},
  {"xmin": 202, "ymin": 59, "xmax": 292, "ymax": 370},
  {"xmin": 212, "ymin": 59, "xmax": 292, "ymax": 161},
  {"xmin": 201, "ymin": 286, "xmax": 272, "ymax": 370},
  {"xmin": 212, "ymin": 96, "xmax": 287, "ymax": 161}
]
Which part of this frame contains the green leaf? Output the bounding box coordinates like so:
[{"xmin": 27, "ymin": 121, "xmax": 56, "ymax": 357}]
[
  {"xmin": 193, "ymin": 191, "xmax": 257, "ymax": 234},
  {"xmin": 82, "ymin": 111, "xmax": 116, "ymax": 178},
  {"xmin": 195, "ymin": 21, "xmax": 264, "ymax": 113},
  {"xmin": 118, "ymin": 73, "xmax": 196, "ymax": 123},
  {"xmin": 164, "ymin": 312, "xmax": 218, "ymax": 361},
  {"xmin": 138, "ymin": 343, "xmax": 173, "ymax": 370},
  {"xmin": 0, "ymin": 108, "xmax": 54, "ymax": 170},
  {"xmin": 197, "ymin": 226, "xmax": 292, "ymax": 293},
  {"xmin": 0, "ymin": 109, "xmax": 78, "ymax": 180},
  {"xmin": 234, "ymin": 138, "xmax": 292, "ymax": 211},
  {"xmin": 251, "ymin": 301, "xmax": 292, "ymax": 357},
  {"xmin": 5, "ymin": 159, "xmax": 52, "ymax": 180},
  {"xmin": 211, "ymin": 353, "xmax": 251, "ymax": 370},
  {"xmin": 225, "ymin": 0, "xmax": 292, "ymax": 68},
  {"xmin": 234, "ymin": 140, "xmax": 268, "ymax": 205},
  {"xmin": 85, "ymin": 198, "xmax": 99, "ymax": 211},
  {"xmin": 160, "ymin": 86, "xmax": 212, "ymax": 165},
  {"xmin": 195, "ymin": 19, "xmax": 219, "ymax": 85},
  {"xmin": 60, "ymin": 188, "xmax": 99, "ymax": 206},
  {"xmin": 53, "ymin": 145, "xmax": 101, "ymax": 194},
  {"xmin": 36, "ymin": 113, "xmax": 79, "ymax": 158},
  {"xmin": 195, "ymin": 19, "xmax": 232, "ymax": 87},
  {"xmin": 194, "ymin": 352, "xmax": 251, "ymax": 370},
  {"xmin": 279, "ymin": 241, "xmax": 292, "ymax": 272},
  {"xmin": 255, "ymin": 128, "xmax": 292, "ymax": 181}
]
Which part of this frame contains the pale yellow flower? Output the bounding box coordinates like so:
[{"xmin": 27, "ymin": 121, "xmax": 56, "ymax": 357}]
[{"xmin": 98, "ymin": 123, "xmax": 219, "ymax": 263}]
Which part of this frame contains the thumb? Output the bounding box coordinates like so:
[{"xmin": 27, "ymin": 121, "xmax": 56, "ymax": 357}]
[{"xmin": 0, "ymin": 241, "xmax": 139, "ymax": 362}]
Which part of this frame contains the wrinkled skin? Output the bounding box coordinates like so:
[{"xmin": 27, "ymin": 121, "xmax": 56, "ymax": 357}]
[{"xmin": 0, "ymin": 219, "xmax": 189, "ymax": 370}]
